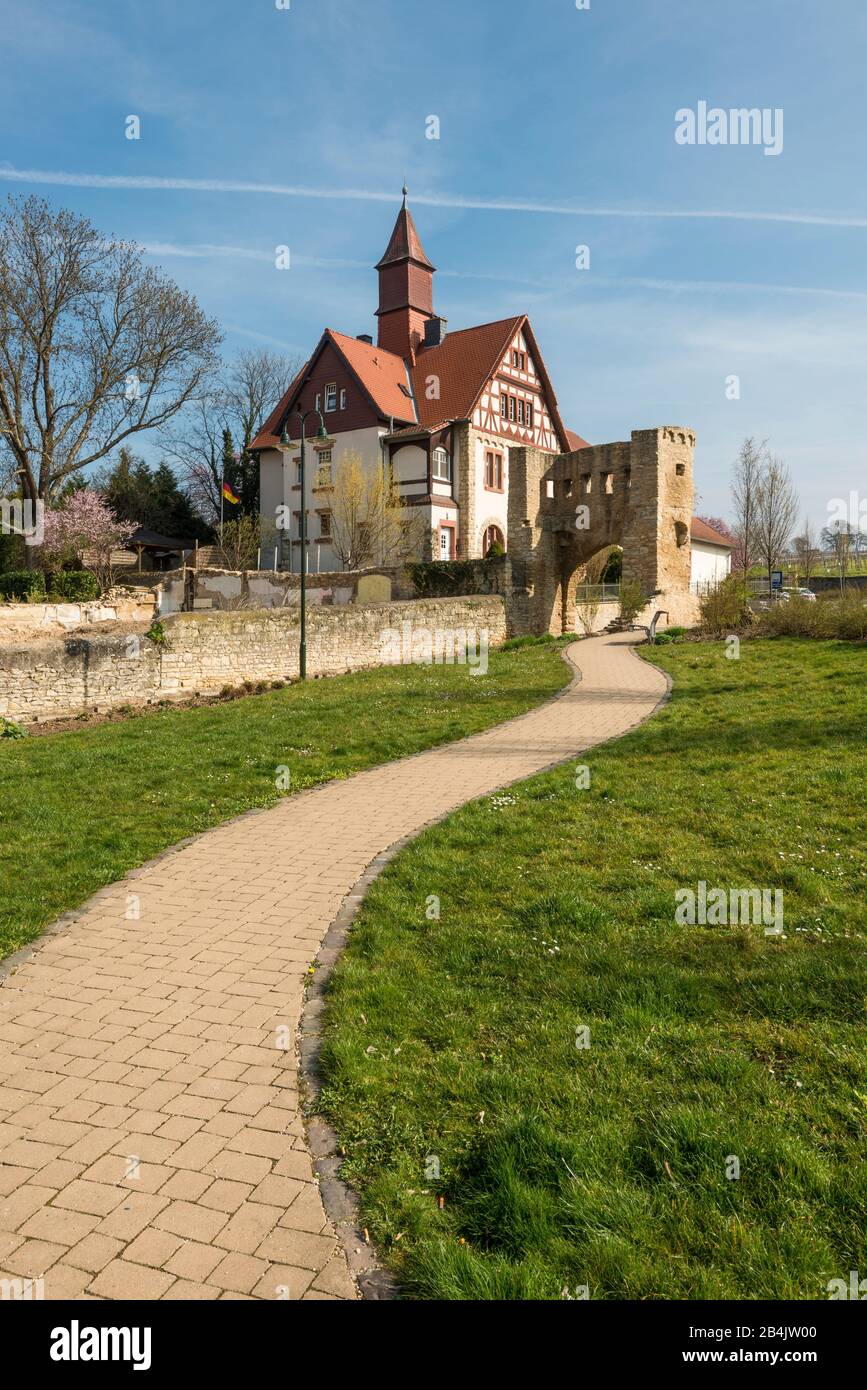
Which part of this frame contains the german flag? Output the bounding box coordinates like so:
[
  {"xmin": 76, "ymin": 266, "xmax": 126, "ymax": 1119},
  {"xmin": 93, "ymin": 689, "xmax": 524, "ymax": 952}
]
[{"xmin": 222, "ymin": 481, "xmax": 240, "ymax": 505}]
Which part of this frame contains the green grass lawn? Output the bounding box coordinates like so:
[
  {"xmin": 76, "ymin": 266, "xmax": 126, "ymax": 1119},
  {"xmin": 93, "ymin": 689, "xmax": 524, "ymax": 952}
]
[
  {"xmin": 319, "ymin": 638, "xmax": 867, "ymax": 1300},
  {"xmin": 0, "ymin": 639, "xmax": 571, "ymax": 961}
]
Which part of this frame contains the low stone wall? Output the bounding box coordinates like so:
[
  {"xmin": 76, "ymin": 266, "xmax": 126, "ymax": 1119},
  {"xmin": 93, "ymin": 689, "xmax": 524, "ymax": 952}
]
[
  {"xmin": 161, "ymin": 595, "xmax": 504, "ymax": 693},
  {"xmin": 151, "ymin": 566, "xmax": 415, "ymax": 616},
  {"xmin": 0, "ymin": 594, "xmax": 507, "ymax": 724},
  {"xmin": 0, "ymin": 632, "xmax": 161, "ymax": 722},
  {"xmin": 0, "ymin": 593, "xmax": 155, "ymax": 641}
]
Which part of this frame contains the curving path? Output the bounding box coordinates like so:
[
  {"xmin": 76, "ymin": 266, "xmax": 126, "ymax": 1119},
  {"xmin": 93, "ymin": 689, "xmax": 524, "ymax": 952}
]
[{"xmin": 0, "ymin": 634, "xmax": 668, "ymax": 1300}]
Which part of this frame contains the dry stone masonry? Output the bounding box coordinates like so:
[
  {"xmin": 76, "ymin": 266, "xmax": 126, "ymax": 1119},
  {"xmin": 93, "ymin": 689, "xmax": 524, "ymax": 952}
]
[
  {"xmin": 505, "ymin": 426, "xmax": 700, "ymax": 635},
  {"xmin": 0, "ymin": 595, "xmax": 506, "ymax": 724}
]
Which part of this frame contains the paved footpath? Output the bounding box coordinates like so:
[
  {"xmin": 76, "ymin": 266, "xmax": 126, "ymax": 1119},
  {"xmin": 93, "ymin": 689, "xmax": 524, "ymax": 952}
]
[{"xmin": 0, "ymin": 634, "xmax": 667, "ymax": 1300}]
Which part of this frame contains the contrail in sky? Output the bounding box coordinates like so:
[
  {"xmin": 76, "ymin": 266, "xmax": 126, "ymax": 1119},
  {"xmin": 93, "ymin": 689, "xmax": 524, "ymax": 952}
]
[{"xmin": 2, "ymin": 165, "xmax": 867, "ymax": 229}]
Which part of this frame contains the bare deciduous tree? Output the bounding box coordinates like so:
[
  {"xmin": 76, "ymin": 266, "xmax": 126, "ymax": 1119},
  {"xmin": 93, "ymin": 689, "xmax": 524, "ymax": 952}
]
[
  {"xmin": 161, "ymin": 348, "xmax": 302, "ymax": 522},
  {"xmin": 821, "ymin": 520, "xmax": 856, "ymax": 592},
  {"xmin": 328, "ymin": 450, "xmax": 426, "ymax": 571},
  {"xmin": 575, "ymin": 545, "xmax": 616, "ymax": 636},
  {"xmin": 0, "ymin": 196, "xmax": 221, "ymax": 513},
  {"xmin": 220, "ymin": 514, "xmax": 263, "ymax": 571},
  {"xmin": 731, "ymin": 437, "xmax": 766, "ymax": 573},
  {"xmin": 755, "ymin": 455, "xmax": 799, "ymax": 600},
  {"xmin": 792, "ymin": 518, "xmax": 820, "ymax": 588}
]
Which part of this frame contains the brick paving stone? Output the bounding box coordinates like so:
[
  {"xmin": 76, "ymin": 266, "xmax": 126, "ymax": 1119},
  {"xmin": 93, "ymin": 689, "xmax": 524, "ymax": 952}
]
[
  {"xmin": 157, "ymin": 1170, "xmax": 213, "ymax": 1203},
  {"xmin": 152, "ymin": 1200, "xmax": 229, "ymax": 1243},
  {"xmin": 122, "ymin": 1227, "xmax": 184, "ymax": 1268},
  {"xmin": 64, "ymin": 1232, "xmax": 124, "ymax": 1274},
  {"xmin": 251, "ymin": 1264, "xmax": 316, "ymax": 1300},
  {"xmin": 162, "ymin": 1132, "xmax": 225, "ymax": 1172},
  {"xmin": 18, "ymin": 1206, "xmax": 99, "ymax": 1247},
  {"xmin": 277, "ymin": 1186, "xmax": 329, "ymax": 1234},
  {"xmin": 42, "ymin": 1261, "xmax": 93, "ymax": 1300},
  {"xmin": 214, "ymin": 1200, "xmax": 282, "ymax": 1255},
  {"xmin": 249, "ymin": 1174, "xmax": 305, "ymax": 1208},
  {"xmin": 163, "ymin": 1240, "xmax": 224, "ymax": 1283},
  {"xmin": 204, "ymin": 1151, "xmax": 271, "ymax": 1185},
  {"xmin": 198, "ymin": 1179, "xmax": 253, "ymax": 1214},
  {"xmin": 53, "ymin": 1180, "xmax": 127, "ymax": 1218},
  {"xmin": 1, "ymin": 1184, "xmax": 58, "ymax": 1230},
  {"xmin": 0, "ymin": 1230, "xmax": 25, "ymax": 1261},
  {"xmin": 88, "ymin": 1259, "xmax": 175, "ymax": 1300},
  {"xmin": 0, "ymin": 636, "xmax": 665, "ymax": 1300},
  {"xmin": 161, "ymin": 1278, "xmax": 221, "ymax": 1300},
  {"xmin": 209, "ymin": 1251, "xmax": 270, "ymax": 1294},
  {"xmin": 95, "ymin": 1192, "xmax": 170, "ymax": 1243},
  {"xmin": 254, "ymin": 1227, "xmax": 337, "ymax": 1269},
  {"xmin": 311, "ymin": 1256, "xmax": 360, "ymax": 1300},
  {"xmin": 4, "ymin": 1238, "xmax": 67, "ymax": 1277}
]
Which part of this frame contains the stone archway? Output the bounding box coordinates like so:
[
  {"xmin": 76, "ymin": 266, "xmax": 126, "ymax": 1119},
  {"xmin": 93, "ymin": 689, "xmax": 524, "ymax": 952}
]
[
  {"xmin": 505, "ymin": 427, "xmax": 699, "ymax": 636},
  {"xmin": 564, "ymin": 544, "xmax": 621, "ymax": 635},
  {"xmin": 479, "ymin": 519, "xmax": 506, "ymax": 556}
]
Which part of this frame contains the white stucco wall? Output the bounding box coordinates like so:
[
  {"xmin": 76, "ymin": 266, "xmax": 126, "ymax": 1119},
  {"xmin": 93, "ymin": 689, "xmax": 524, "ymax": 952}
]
[
  {"xmin": 259, "ymin": 425, "xmax": 387, "ymax": 573},
  {"xmin": 690, "ymin": 540, "xmax": 731, "ymax": 591},
  {"xmin": 392, "ymin": 443, "xmax": 427, "ymax": 496},
  {"xmin": 474, "ymin": 436, "xmax": 509, "ymax": 555}
]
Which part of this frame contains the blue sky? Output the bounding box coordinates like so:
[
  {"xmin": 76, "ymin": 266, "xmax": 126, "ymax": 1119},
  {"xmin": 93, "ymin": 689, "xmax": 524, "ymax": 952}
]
[{"xmin": 1, "ymin": 0, "xmax": 866, "ymax": 525}]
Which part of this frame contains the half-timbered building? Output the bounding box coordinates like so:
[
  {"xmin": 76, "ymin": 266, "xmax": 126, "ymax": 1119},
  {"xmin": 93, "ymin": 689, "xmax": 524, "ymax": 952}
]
[{"xmin": 252, "ymin": 193, "xmax": 588, "ymax": 569}]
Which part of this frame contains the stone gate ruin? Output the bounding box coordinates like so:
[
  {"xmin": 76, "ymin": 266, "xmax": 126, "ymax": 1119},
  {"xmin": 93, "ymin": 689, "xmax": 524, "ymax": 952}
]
[{"xmin": 505, "ymin": 426, "xmax": 700, "ymax": 636}]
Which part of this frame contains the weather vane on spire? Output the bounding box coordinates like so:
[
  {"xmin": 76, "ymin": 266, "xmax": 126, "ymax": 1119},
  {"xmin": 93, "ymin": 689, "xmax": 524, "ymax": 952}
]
[{"xmin": 402, "ymin": 180, "xmax": 408, "ymax": 205}]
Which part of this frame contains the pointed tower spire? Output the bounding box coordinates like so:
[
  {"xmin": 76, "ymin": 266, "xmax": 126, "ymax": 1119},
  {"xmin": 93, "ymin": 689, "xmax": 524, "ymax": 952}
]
[{"xmin": 375, "ymin": 189, "xmax": 435, "ymax": 361}]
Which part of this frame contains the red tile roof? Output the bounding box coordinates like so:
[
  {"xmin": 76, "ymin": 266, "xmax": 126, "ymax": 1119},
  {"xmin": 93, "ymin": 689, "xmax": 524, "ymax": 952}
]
[
  {"xmin": 409, "ymin": 317, "xmax": 522, "ymax": 426},
  {"xmin": 384, "ymin": 422, "xmax": 449, "ymax": 440},
  {"xmin": 691, "ymin": 517, "xmax": 733, "ymax": 548},
  {"xmin": 328, "ymin": 329, "xmax": 417, "ymax": 422},
  {"xmin": 375, "ymin": 207, "xmax": 435, "ymax": 271},
  {"xmin": 252, "ymin": 317, "xmax": 582, "ymax": 456},
  {"xmin": 408, "ymin": 315, "xmax": 572, "ymax": 452},
  {"xmin": 250, "ymin": 331, "xmax": 416, "ymax": 449}
]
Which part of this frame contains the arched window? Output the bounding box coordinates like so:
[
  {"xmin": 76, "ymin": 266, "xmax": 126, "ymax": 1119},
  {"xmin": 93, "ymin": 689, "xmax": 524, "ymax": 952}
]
[
  {"xmin": 483, "ymin": 524, "xmax": 505, "ymax": 556},
  {"xmin": 432, "ymin": 447, "xmax": 452, "ymax": 483}
]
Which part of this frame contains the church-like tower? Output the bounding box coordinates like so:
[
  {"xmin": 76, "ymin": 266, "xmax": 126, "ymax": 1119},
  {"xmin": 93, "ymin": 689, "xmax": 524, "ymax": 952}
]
[{"xmin": 375, "ymin": 187, "xmax": 436, "ymax": 361}]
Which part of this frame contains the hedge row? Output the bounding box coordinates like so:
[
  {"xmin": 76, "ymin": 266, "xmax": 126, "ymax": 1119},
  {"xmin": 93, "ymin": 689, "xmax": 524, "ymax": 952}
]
[
  {"xmin": 408, "ymin": 557, "xmax": 505, "ymax": 598},
  {"xmin": 0, "ymin": 570, "xmax": 101, "ymax": 603}
]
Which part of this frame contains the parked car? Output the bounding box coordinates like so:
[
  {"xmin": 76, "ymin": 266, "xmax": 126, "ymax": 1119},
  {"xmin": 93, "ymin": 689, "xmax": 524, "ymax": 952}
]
[{"xmin": 778, "ymin": 588, "xmax": 817, "ymax": 603}]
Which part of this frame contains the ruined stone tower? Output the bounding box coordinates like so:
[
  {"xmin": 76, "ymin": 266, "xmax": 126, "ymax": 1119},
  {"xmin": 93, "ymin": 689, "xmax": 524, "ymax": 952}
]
[{"xmin": 506, "ymin": 426, "xmax": 698, "ymax": 636}]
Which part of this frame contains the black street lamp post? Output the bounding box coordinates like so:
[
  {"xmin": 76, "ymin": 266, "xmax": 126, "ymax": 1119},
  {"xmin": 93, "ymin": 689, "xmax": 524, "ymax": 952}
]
[{"xmin": 280, "ymin": 409, "xmax": 329, "ymax": 680}]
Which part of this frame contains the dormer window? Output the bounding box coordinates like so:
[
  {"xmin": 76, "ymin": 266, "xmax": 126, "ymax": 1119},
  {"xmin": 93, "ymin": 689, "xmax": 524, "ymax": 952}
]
[{"xmin": 324, "ymin": 383, "xmax": 338, "ymax": 412}]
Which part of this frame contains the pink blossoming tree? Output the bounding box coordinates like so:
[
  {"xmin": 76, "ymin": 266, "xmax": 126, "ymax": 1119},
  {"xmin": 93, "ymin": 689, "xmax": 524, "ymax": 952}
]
[{"xmin": 41, "ymin": 491, "xmax": 137, "ymax": 590}]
